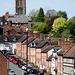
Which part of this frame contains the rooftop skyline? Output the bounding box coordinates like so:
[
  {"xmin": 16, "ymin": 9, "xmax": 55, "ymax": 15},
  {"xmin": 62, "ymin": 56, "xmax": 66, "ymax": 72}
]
[{"xmin": 0, "ymin": 0, "xmax": 75, "ymax": 19}]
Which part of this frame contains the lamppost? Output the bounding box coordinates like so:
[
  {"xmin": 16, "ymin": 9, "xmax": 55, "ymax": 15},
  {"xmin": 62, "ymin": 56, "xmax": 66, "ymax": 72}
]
[{"xmin": 25, "ymin": 32, "xmax": 28, "ymax": 75}]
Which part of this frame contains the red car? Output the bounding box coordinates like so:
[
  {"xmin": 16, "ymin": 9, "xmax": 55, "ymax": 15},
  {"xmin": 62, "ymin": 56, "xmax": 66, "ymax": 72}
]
[
  {"xmin": 13, "ymin": 58, "xmax": 23, "ymax": 64},
  {"xmin": 9, "ymin": 56, "xmax": 15, "ymax": 62}
]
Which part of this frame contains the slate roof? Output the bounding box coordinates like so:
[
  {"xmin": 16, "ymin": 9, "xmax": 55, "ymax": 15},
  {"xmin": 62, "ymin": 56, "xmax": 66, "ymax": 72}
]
[
  {"xmin": 57, "ymin": 51, "xmax": 66, "ymax": 56},
  {"xmin": 41, "ymin": 45, "xmax": 54, "ymax": 53},
  {"xmin": 17, "ymin": 35, "xmax": 28, "ymax": 42},
  {"xmin": 22, "ymin": 37, "xmax": 35, "ymax": 45},
  {"xmin": 31, "ymin": 22, "xmax": 42, "ymax": 25},
  {"xmin": 28, "ymin": 38, "xmax": 42, "ymax": 47},
  {"xmin": 7, "ymin": 15, "xmax": 29, "ymax": 23},
  {"xmin": 0, "ymin": 35, "xmax": 22, "ymax": 43},
  {"xmin": 63, "ymin": 45, "xmax": 75, "ymax": 58},
  {"xmin": 41, "ymin": 45, "xmax": 61, "ymax": 53},
  {"xmin": 35, "ymin": 40, "xmax": 48, "ymax": 48}
]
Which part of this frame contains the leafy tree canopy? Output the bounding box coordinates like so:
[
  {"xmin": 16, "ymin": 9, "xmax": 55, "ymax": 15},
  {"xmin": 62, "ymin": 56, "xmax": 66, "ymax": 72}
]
[
  {"xmin": 28, "ymin": 9, "xmax": 39, "ymax": 21},
  {"xmin": 33, "ymin": 8, "xmax": 44, "ymax": 22},
  {"xmin": 67, "ymin": 22, "xmax": 75, "ymax": 35},
  {"xmin": 57, "ymin": 10, "xmax": 68, "ymax": 20},
  {"xmin": 32, "ymin": 23, "xmax": 48, "ymax": 34},
  {"xmin": 69, "ymin": 16, "xmax": 75, "ymax": 23},
  {"xmin": 52, "ymin": 18, "xmax": 67, "ymax": 33}
]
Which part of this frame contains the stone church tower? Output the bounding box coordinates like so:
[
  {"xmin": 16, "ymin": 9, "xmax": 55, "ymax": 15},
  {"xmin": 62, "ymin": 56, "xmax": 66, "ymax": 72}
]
[{"xmin": 15, "ymin": 0, "xmax": 26, "ymax": 15}]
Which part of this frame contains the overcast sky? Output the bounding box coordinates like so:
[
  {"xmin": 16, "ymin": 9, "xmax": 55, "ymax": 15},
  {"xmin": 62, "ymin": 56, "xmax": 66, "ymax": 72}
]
[{"xmin": 0, "ymin": 0, "xmax": 75, "ymax": 19}]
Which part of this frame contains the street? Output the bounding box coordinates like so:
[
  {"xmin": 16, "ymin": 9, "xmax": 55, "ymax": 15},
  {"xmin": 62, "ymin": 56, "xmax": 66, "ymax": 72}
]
[
  {"xmin": 9, "ymin": 61, "xmax": 40, "ymax": 75},
  {"xmin": 9, "ymin": 61, "xmax": 22, "ymax": 75}
]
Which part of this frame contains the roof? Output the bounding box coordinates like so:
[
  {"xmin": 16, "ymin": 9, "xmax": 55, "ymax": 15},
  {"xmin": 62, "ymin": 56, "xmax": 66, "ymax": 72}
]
[
  {"xmin": 7, "ymin": 15, "xmax": 29, "ymax": 23},
  {"xmin": 46, "ymin": 54, "xmax": 53, "ymax": 61},
  {"xmin": 41, "ymin": 45, "xmax": 61, "ymax": 53},
  {"xmin": 17, "ymin": 35, "xmax": 28, "ymax": 42},
  {"xmin": 41, "ymin": 45, "xmax": 54, "ymax": 53},
  {"xmin": 57, "ymin": 51, "xmax": 66, "ymax": 56},
  {"xmin": 35, "ymin": 40, "xmax": 48, "ymax": 48},
  {"xmin": 0, "ymin": 35, "xmax": 22, "ymax": 43},
  {"xmin": 22, "ymin": 37, "xmax": 35, "ymax": 45},
  {"xmin": 31, "ymin": 22, "xmax": 42, "ymax": 25},
  {"xmin": 63, "ymin": 45, "xmax": 75, "ymax": 58}
]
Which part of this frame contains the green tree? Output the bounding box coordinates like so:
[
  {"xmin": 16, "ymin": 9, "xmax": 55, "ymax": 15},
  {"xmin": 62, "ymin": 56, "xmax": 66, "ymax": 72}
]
[
  {"xmin": 52, "ymin": 18, "xmax": 67, "ymax": 33},
  {"xmin": 57, "ymin": 10, "xmax": 68, "ymax": 20},
  {"xmin": 69, "ymin": 16, "xmax": 75, "ymax": 23},
  {"xmin": 33, "ymin": 8, "xmax": 44, "ymax": 22},
  {"xmin": 32, "ymin": 23, "xmax": 48, "ymax": 34},
  {"xmin": 28, "ymin": 9, "xmax": 39, "ymax": 21},
  {"xmin": 67, "ymin": 22, "xmax": 75, "ymax": 35}
]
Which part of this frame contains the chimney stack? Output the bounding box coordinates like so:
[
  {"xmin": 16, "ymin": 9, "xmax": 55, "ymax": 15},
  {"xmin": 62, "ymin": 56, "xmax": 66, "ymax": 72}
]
[
  {"xmin": 58, "ymin": 38, "xmax": 62, "ymax": 46},
  {"xmin": 34, "ymin": 31, "xmax": 40, "ymax": 39},
  {"xmin": 5, "ymin": 12, "xmax": 9, "ymax": 20},
  {"xmin": 29, "ymin": 30, "xmax": 34, "ymax": 38}
]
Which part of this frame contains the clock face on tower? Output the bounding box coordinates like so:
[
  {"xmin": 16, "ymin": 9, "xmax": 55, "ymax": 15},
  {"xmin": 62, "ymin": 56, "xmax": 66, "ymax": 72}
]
[{"xmin": 15, "ymin": 0, "xmax": 26, "ymax": 15}]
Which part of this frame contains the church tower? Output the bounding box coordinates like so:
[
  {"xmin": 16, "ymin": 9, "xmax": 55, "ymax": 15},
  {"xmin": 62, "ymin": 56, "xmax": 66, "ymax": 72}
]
[{"xmin": 15, "ymin": 0, "xmax": 26, "ymax": 15}]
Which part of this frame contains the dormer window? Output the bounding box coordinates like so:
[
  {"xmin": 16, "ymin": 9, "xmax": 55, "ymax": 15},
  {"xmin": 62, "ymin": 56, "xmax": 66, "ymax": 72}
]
[
  {"xmin": 1, "ymin": 22, "xmax": 3, "ymax": 25},
  {"xmin": 34, "ymin": 43, "xmax": 36, "ymax": 46},
  {"xmin": 13, "ymin": 37, "xmax": 16, "ymax": 41},
  {"xmin": 5, "ymin": 22, "xmax": 7, "ymax": 25},
  {"xmin": 31, "ymin": 43, "xmax": 33, "ymax": 47},
  {"xmin": 4, "ymin": 37, "xmax": 8, "ymax": 41}
]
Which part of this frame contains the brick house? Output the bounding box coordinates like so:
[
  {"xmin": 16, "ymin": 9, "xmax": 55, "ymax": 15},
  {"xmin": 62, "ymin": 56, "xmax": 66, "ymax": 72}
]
[
  {"xmin": 63, "ymin": 45, "xmax": 75, "ymax": 75},
  {"xmin": 28, "ymin": 38, "xmax": 41, "ymax": 64},
  {"xmin": 22, "ymin": 37, "xmax": 35, "ymax": 60},
  {"xmin": 0, "ymin": 51, "xmax": 8, "ymax": 75},
  {"xmin": 57, "ymin": 38, "xmax": 73, "ymax": 75},
  {"xmin": 35, "ymin": 40, "xmax": 48, "ymax": 67},
  {"xmin": 41, "ymin": 45, "xmax": 61, "ymax": 74},
  {"xmin": 41, "ymin": 45, "xmax": 54, "ymax": 70},
  {"xmin": 16, "ymin": 35, "xmax": 28, "ymax": 57}
]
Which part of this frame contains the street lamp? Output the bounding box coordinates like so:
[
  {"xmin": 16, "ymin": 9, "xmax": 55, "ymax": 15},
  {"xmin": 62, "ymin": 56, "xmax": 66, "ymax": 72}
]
[{"xmin": 26, "ymin": 32, "xmax": 28, "ymax": 75}]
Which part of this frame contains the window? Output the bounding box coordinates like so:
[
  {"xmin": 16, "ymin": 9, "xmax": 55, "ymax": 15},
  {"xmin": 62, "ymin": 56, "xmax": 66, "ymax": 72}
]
[
  {"xmin": 13, "ymin": 37, "xmax": 16, "ymax": 41},
  {"xmin": 5, "ymin": 22, "xmax": 7, "ymax": 25},
  {"xmin": 4, "ymin": 37, "xmax": 8, "ymax": 41},
  {"xmin": 1, "ymin": 22, "xmax": 3, "ymax": 25}
]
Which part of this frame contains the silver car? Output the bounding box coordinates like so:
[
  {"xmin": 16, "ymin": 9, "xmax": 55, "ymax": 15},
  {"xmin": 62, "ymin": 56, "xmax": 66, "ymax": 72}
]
[{"xmin": 9, "ymin": 69, "xmax": 16, "ymax": 75}]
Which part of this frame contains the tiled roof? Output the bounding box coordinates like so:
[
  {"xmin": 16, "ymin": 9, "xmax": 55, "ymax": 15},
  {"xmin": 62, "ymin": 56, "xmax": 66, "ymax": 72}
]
[
  {"xmin": 41, "ymin": 45, "xmax": 54, "ymax": 53},
  {"xmin": 17, "ymin": 35, "xmax": 28, "ymax": 42},
  {"xmin": 0, "ymin": 35, "xmax": 22, "ymax": 43},
  {"xmin": 7, "ymin": 15, "xmax": 28, "ymax": 23},
  {"xmin": 31, "ymin": 22, "xmax": 42, "ymax": 25},
  {"xmin": 35, "ymin": 40, "xmax": 48, "ymax": 48},
  {"xmin": 41, "ymin": 45, "xmax": 61, "ymax": 53},
  {"xmin": 63, "ymin": 45, "xmax": 75, "ymax": 58},
  {"xmin": 57, "ymin": 51, "xmax": 66, "ymax": 56},
  {"xmin": 22, "ymin": 37, "xmax": 35, "ymax": 45}
]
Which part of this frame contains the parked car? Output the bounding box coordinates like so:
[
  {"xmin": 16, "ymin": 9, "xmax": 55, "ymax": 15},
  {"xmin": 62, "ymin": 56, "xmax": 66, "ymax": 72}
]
[
  {"xmin": 9, "ymin": 56, "xmax": 16, "ymax": 62},
  {"xmin": 18, "ymin": 63, "xmax": 26, "ymax": 68},
  {"xmin": 29, "ymin": 68, "xmax": 41, "ymax": 75},
  {"xmin": 9, "ymin": 69, "xmax": 16, "ymax": 75},
  {"xmin": 22, "ymin": 66, "xmax": 32, "ymax": 72}
]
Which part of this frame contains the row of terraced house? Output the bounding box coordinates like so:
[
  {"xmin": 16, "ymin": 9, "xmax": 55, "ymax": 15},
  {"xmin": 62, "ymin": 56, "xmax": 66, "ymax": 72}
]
[{"xmin": 16, "ymin": 30, "xmax": 75, "ymax": 75}]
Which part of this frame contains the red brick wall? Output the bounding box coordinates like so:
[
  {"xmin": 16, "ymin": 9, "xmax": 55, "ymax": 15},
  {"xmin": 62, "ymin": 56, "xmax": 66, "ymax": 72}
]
[
  {"xmin": 46, "ymin": 61, "xmax": 51, "ymax": 72},
  {"xmin": 16, "ymin": 42, "xmax": 22, "ymax": 57},
  {"xmin": 57, "ymin": 56, "xmax": 63, "ymax": 75},
  {"xmin": 0, "ymin": 52, "xmax": 7, "ymax": 75},
  {"xmin": 21, "ymin": 45, "xmax": 27, "ymax": 59}
]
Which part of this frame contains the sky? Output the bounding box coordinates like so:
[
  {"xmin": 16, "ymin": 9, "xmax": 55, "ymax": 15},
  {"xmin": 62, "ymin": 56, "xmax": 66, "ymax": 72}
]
[{"xmin": 0, "ymin": 0, "xmax": 75, "ymax": 19}]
